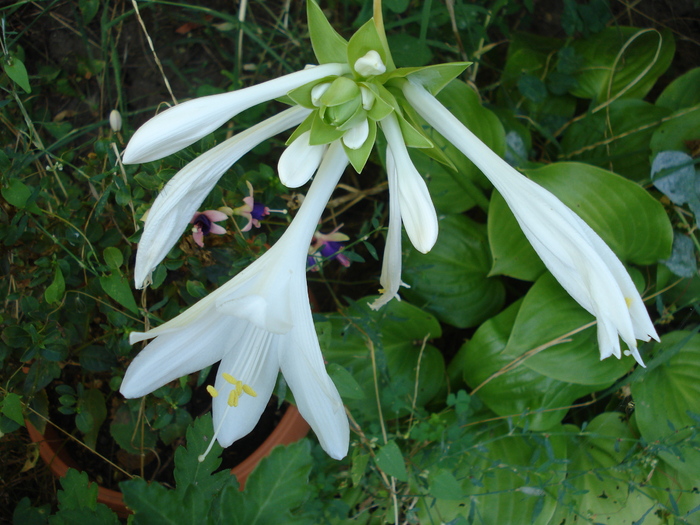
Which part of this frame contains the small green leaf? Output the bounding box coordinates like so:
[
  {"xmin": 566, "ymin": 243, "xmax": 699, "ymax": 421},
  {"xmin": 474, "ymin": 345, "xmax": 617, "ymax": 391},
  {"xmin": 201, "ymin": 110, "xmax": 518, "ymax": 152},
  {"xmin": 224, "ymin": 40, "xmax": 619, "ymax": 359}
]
[
  {"xmin": 307, "ymin": 0, "xmax": 348, "ymax": 65},
  {"xmin": 656, "ymin": 67, "xmax": 700, "ymax": 111},
  {"xmin": 79, "ymin": 0, "xmax": 100, "ymax": 24},
  {"xmin": 2, "ymin": 178, "xmax": 32, "ymax": 208},
  {"xmin": 3, "ymin": 56, "xmax": 31, "ymax": 93},
  {"xmin": 375, "ymin": 440, "xmax": 408, "ymax": 481},
  {"xmin": 44, "ymin": 265, "xmax": 65, "ymax": 305},
  {"xmin": 100, "ymin": 272, "xmax": 139, "ymax": 313},
  {"xmin": 328, "ymin": 363, "xmax": 365, "ymax": 400},
  {"xmin": 103, "ymin": 247, "xmax": 123, "ymax": 269},
  {"xmin": 1, "ymin": 392, "xmax": 25, "ymax": 426}
]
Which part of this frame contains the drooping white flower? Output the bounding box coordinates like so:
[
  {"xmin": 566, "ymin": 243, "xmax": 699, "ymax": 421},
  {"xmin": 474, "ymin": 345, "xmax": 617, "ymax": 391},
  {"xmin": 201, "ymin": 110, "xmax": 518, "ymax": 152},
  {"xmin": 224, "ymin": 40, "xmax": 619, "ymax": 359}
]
[
  {"xmin": 278, "ymin": 131, "xmax": 327, "ymax": 188},
  {"xmin": 121, "ymin": 142, "xmax": 350, "ymax": 459},
  {"xmin": 369, "ymin": 147, "xmax": 407, "ymax": 310},
  {"xmin": 380, "ymin": 112, "xmax": 438, "ymax": 254},
  {"xmin": 122, "ymin": 63, "xmax": 350, "ymax": 164},
  {"xmin": 133, "ymin": 106, "xmax": 309, "ymax": 289},
  {"xmin": 402, "ymin": 80, "xmax": 658, "ymax": 365}
]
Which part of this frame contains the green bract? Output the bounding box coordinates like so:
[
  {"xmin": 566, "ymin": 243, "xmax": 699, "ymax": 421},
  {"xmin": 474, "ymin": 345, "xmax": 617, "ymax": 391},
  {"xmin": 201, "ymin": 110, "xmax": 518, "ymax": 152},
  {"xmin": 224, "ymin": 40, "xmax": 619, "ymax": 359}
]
[{"xmin": 289, "ymin": 0, "xmax": 471, "ymax": 172}]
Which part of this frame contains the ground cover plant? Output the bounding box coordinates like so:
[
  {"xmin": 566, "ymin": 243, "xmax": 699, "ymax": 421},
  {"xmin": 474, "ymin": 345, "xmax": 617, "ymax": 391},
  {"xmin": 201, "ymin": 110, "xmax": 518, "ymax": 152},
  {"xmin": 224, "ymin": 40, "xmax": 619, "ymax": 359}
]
[{"xmin": 1, "ymin": 0, "xmax": 700, "ymax": 523}]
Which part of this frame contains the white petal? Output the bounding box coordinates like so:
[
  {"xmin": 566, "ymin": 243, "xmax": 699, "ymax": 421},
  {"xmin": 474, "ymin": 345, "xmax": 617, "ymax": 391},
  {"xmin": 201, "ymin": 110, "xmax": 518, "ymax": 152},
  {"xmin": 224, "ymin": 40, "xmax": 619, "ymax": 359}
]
[
  {"xmin": 121, "ymin": 307, "xmax": 231, "ymax": 398},
  {"xmin": 354, "ymin": 50, "xmax": 386, "ymax": 77},
  {"xmin": 278, "ymin": 131, "xmax": 327, "ymax": 188},
  {"xmin": 342, "ymin": 119, "xmax": 369, "ymax": 150},
  {"xmin": 134, "ymin": 106, "xmax": 309, "ymax": 289},
  {"xmin": 123, "ymin": 63, "xmax": 350, "ymax": 164},
  {"xmin": 403, "ymin": 80, "xmax": 654, "ymax": 364},
  {"xmin": 370, "ymin": 147, "xmax": 405, "ymax": 310},
  {"xmin": 381, "ymin": 113, "xmax": 438, "ymax": 253},
  {"xmin": 217, "ymin": 141, "xmax": 349, "ymax": 333},
  {"xmin": 311, "ymin": 83, "xmax": 331, "ymax": 107},
  {"xmin": 279, "ymin": 279, "xmax": 349, "ymax": 459},
  {"xmin": 212, "ymin": 326, "xmax": 280, "ymax": 447}
]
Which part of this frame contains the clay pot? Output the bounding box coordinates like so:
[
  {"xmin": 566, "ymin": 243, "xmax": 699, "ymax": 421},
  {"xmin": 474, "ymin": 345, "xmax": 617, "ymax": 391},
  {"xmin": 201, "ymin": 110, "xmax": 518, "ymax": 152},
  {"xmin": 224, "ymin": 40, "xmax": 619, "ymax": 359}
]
[{"xmin": 26, "ymin": 405, "xmax": 310, "ymax": 517}]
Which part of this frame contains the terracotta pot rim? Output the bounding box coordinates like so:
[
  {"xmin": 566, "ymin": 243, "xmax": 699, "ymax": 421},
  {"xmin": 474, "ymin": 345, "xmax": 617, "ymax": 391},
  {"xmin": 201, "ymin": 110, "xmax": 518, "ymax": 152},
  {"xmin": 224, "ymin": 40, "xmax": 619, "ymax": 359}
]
[{"xmin": 26, "ymin": 404, "xmax": 310, "ymax": 517}]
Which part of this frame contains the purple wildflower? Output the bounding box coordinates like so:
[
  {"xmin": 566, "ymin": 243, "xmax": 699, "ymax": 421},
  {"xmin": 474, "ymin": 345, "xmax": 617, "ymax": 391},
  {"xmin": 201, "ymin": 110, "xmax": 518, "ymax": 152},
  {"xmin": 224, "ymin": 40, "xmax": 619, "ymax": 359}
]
[{"xmin": 190, "ymin": 210, "xmax": 228, "ymax": 247}]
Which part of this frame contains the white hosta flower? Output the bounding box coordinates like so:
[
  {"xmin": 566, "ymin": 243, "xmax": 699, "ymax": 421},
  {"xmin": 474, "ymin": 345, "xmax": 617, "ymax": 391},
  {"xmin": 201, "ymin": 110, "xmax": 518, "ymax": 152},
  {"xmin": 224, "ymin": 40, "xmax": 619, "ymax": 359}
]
[
  {"xmin": 402, "ymin": 80, "xmax": 658, "ymax": 365},
  {"xmin": 354, "ymin": 50, "xmax": 387, "ymax": 77},
  {"xmin": 380, "ymin": 112, "xmax": 438, "ymax": 254},
  {"xmin": 369, "ymin": 147, "xmax": 408, "ymax": 310},
  {"xmin": 121, "ymin": 142, "xmax": 350, "ymax": 459},
  {"xmin": 278, "ymin": 131, "xmax": 327, "ymax": 188},
  {"xmin": 134, "ymin": 106, "xmax": 310, "ymax": 289},
  {"xmin": 342, "ymin": 119, "xmax": 369, "ymax": 150},
  {"xmin": 122, "ymin": 63, "xmax": 350, "ymax": 164}
]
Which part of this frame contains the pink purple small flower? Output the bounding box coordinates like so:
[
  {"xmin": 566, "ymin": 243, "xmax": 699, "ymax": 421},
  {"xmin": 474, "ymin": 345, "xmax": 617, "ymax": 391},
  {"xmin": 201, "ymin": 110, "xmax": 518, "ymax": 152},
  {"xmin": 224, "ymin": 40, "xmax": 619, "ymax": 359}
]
[
  {"xmin": 190, "ymin": 210, "xmax": 228, "ymax": 247},
  {"xmin": 308, "ymin": 225, "xmax": 351, "ymax": 271},
  {"xmin": 228, "ymin": 181, "xmax": 271, "ymax": 232}
]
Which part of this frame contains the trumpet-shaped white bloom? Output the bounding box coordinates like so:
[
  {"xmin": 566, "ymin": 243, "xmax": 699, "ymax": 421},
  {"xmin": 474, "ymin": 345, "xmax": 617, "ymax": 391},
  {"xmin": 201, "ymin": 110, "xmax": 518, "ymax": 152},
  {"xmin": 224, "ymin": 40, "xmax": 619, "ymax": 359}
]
[
  {"xmin": 380, "ymin": 113, "xmax": 438, "ymax": 255},
  {"xmin": 402, "ymin": 80, "xmax": 658, "ymax": 365},
  {"xmin": 121, "ymin": 142, "xmax": 350, "ymax": 459},
  {"xmin": 133, "ymin": 106, "xmax": 310, "ymax": 289},
  {"xmin": 122, "ymin": 63, "xmax": 350, "ymax": 164},
  {"xmin": 369, "ymin": 148, "xmax": 407, "ymax": 310}
]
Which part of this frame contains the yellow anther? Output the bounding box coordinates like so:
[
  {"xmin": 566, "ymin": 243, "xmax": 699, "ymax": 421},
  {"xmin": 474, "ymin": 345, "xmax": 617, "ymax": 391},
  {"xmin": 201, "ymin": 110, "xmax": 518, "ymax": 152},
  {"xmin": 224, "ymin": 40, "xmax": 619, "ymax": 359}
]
[
  {"xmin": 206, "ymin": 385, "xmax": 219, "ymax": 398},
  {"xmin": 625, "ymin": 297, "xmax": 633, "ymax": 308},
  {"xmin": 235, "ymin": 380, "xmax": 243, "ymax": 395},
  {"xmin": 227, "ymin": 390, "xmax": 239, "ymax": 407},
  {"xmin": 222, "ymin": 372, "xmax": 237, "ymax": 384},
  {"xmin": 242, "ymin": 384, "xmax": 258, "ymax": 397}
]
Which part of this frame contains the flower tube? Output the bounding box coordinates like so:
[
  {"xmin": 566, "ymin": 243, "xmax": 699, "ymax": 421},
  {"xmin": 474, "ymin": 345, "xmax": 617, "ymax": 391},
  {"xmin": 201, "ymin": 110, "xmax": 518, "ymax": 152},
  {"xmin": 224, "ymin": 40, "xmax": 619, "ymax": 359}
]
[
  {"xmin": 121, "ymin": 141, "xmax": 350, "ymax": 459},
  {"xmin": 402, "ymin": 80, "xmax": 658, "ymax": 365}
]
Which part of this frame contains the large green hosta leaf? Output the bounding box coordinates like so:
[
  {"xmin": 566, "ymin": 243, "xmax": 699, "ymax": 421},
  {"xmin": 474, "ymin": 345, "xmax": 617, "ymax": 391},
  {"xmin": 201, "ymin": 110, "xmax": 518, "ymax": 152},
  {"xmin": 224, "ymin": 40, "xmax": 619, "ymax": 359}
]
[
  {"xmin": 403, "ymin": 214, "xmax": 505, "ymax": 328},
  {"xmin": 550, "ymin": 413, "xmax": 668, "ymax": 524},
  {"xmin": 571, "ymin": 27, "xmax": 675, "ymax": 102},
  {"xmin": 560, "ymin": 99, "xmax": 671, "ymax": 180},
  {"xmin": 489, "ymin": 162, "xmax": 672, "ymax": 281},
  {"xmin": 461, "ymin": 299, "xmax": 606, "ymax": 431},
  {"xmin": 319, "ymin": 298, "xmax": 444, "ymax": 420},
  {"xmin": 416, "ymin": 426, "xmax": 567, "ymax": 525},
  {"xmin": 631, "ymin": 331, "xmax": 700, "ymax": 475},
  {"xmin": 504, "ymin": 273, "xmax": 636, "ymax": 385}
]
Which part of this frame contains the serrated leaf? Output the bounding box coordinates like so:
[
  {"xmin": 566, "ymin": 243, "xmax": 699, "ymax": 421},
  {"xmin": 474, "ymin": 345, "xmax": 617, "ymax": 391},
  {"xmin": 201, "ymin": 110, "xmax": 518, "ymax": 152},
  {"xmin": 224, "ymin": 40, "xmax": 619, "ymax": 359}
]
[
  {"xmin": 100, "ymin": 272, "xmax": 139, "ymax": 313},
  {"xmin": 56, "ymin": 470, "xmax": 98, "ymax": 511},
  {"xmin": 307, "ymin": 0, "xmax": 348, "ymax": 65},
  {"xmin": 375, "ymin": 440, "xmax": 407, "ymax": 481},
  {"xmin": 1, "ymin": 392, "xmax": 25, "ymax": 426},
  {"xmin": 213, "ymin": 440, "xmax": 314, "ymax": 524},
  {"xmin": 321, "ymin": 298, "xmax": 443, "ymax": 420},
  {"xmin": 403, "ymin": 214, "xmax": 505, "ymax": 328},
  {"xmin": 173, "ymin": 414, "xmax": 233, "ymax": 498},
  {"xmin": 4, "ymin": 56, "xmax": 31, "ymax": 93},
  {"xmin": 489, "ymin": 162, "xmax": 673, "ymax": 281}
]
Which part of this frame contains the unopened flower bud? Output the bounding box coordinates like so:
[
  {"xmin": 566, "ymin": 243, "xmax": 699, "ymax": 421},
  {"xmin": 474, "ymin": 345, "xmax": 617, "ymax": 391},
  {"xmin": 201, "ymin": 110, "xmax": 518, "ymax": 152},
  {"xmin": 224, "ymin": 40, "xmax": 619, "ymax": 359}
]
[
  {"xmin": 354, "ymin": 50, "xmax": 386, "ymax": 77},
  {"xmin": 311, "ymin": 83, "xmax": 331, "ymax": 107},
  {"xmin": 109, "ymin": 109, "xmax": 122, "ymax": 132}
]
